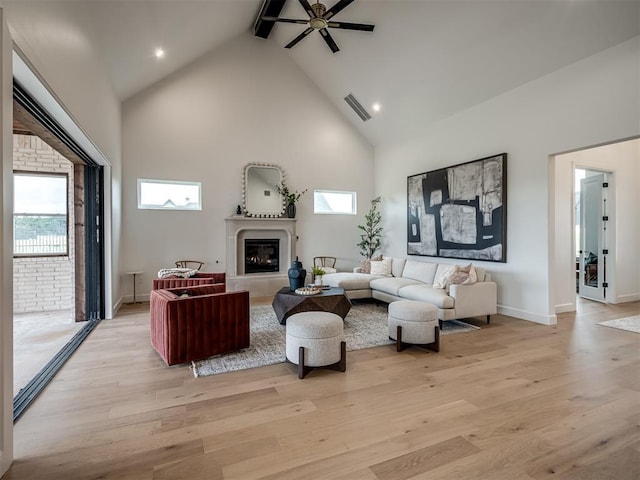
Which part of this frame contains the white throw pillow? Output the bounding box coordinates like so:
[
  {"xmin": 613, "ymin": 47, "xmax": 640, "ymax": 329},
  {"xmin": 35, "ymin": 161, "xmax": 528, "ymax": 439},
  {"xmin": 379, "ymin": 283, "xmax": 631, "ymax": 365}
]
[{"xmin": 370, "ymin": 257, "xmax": 392, "ymax": 276}]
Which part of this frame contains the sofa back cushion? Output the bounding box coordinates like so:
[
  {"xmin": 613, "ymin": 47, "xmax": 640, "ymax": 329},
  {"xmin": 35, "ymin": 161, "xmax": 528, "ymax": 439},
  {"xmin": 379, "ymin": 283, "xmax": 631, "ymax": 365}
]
[
  {"xmin": 387, "ymin": 257, "xmax": 406, "ymax": 277},
  {"xmin": 401, "ymin": 260, "xmax": 438, "ymax": 285}
]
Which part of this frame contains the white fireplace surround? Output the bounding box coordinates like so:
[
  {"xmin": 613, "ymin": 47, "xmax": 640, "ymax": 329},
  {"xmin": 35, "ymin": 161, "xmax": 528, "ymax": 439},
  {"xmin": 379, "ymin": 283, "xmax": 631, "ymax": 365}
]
[{"xmin": 225, "ymin": 217, "xmax": 297, "ymax": 296}]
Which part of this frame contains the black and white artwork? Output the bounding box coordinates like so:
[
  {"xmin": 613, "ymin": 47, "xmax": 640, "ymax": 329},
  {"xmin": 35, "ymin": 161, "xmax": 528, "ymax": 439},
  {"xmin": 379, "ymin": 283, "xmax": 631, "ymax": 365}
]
[{"xmin": 407, "ymin": 153, "xmax": 507, "ymax": 262}]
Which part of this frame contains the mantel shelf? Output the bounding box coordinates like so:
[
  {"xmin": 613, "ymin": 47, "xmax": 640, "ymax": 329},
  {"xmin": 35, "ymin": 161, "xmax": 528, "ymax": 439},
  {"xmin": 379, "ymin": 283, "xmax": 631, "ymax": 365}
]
[{"xmin": 225, "ymin": 217, "xmax": 296, "ymax": 222}]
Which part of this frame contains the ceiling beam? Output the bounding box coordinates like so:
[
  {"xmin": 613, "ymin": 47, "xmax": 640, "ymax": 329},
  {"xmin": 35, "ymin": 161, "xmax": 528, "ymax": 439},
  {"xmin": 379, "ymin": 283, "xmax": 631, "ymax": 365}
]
[{"xmin": 254, "ymin": 0, "xmax": 287, "ymax": 39}]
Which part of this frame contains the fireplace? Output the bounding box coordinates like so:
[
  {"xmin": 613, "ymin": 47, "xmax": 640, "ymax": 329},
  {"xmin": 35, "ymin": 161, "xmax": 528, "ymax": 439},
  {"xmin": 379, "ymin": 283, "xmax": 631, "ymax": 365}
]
[{"xmin": 244, "ymin": 239, "xmax": 279, "ymax": 274}]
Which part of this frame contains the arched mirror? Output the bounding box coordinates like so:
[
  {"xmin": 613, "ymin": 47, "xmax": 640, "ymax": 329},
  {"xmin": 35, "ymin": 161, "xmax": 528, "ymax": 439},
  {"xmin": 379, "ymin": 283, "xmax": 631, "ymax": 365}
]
[{"xmin": 243, "ymin": 164, "xmax": 284, "ymax": 217}]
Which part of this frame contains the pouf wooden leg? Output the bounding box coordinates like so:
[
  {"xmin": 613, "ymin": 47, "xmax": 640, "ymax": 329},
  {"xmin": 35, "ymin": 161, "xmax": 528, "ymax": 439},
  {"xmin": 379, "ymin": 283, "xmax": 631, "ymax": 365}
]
[
  {"xmin": 396, "ymin": 325, "xmax": 405, "ymax": 352},
  {"xmin": 396, "ymin": 325, "xmax": 440, "ymax": 352},
  {"xmin": 298, "ymin": 346, "xmax": 310, "ymax": 379},
  {"xmin": 297, "ymin": 341, "xmax": 346, "ymax": 379},
  {"xmin": 427, "ymin": 326, "xmax": 440, "ymax": 352}
]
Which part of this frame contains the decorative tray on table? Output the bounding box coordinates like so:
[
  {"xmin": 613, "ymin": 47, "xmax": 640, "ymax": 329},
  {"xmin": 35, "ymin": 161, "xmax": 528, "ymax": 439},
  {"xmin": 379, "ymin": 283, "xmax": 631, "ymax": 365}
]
[{"xmin": 295, "ymin": 286, "xmax": 322, "ymax": 296}]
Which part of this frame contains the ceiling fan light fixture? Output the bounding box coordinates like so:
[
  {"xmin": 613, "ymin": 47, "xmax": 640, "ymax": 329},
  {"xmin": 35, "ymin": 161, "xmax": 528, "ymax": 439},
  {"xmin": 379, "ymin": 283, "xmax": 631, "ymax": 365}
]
[{"xmin": 310, "ymin": 17, "xmax": 328, "ymax": 29}]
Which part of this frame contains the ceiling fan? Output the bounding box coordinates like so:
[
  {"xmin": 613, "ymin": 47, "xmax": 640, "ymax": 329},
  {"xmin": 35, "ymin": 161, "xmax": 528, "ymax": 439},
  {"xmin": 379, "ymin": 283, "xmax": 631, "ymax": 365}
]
[{"xmin": 258, "ymin": 0, "xmax": 375, "ymax": 53}]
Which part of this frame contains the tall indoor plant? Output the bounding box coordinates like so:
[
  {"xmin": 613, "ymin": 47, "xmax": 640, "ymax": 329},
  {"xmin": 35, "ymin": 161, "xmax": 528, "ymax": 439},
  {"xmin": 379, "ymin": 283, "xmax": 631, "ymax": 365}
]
[{"xmin": 357, "ymin": 196, "xmax": 382, "ymax": 258}]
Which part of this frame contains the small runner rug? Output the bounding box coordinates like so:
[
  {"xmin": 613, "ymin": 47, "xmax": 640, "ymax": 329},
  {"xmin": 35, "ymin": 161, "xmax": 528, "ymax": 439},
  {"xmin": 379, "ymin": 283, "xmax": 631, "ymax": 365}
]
[
  {"xmin": 596, "ymin": 315, "xmax": 640, "ymax": 334},
  {"xmin": 192, "ymin": 302, "xmax": 480, "ymax": 377}
]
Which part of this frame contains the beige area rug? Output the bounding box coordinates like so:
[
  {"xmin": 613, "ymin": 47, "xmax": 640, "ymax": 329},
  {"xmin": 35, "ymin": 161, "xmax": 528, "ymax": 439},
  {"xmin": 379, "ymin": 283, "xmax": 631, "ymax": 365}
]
[
  {"xmin": 192, "ymin": 302, "xmax": 480, "ymax": 377},
  {"xmin": 596, "ymin": 315, "xmax": 640, "ymax": 334}
]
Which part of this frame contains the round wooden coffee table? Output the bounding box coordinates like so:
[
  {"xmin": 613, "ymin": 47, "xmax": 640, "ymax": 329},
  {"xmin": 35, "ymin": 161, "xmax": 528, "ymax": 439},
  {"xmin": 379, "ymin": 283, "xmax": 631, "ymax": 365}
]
[{"xmin": 272, "ymin": 286, "xmax": 352, "ymax": 325}]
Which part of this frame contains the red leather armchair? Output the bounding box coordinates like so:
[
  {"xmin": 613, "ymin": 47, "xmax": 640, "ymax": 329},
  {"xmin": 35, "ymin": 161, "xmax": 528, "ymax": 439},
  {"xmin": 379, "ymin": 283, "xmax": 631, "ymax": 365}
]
[
  {"xmin": 152, "ymin": 272, "xmax": 226, "ymax": 290},
  {"xmin": 150, "ymin": 283, "xmax": 250, "ymax": 366}
]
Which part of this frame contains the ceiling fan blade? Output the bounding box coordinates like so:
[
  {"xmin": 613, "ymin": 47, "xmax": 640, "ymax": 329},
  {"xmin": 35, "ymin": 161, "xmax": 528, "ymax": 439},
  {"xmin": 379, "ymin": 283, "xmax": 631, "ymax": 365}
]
[
  {"xmin": 324, "ymin": 0, "xmax": 355, "ymax": 20},
  {"xmin": 327, "ymin": 21, "xmax": 375, "ymax": 32},
  {"xmin": 297, "ymin": 0, "xmax": 315, "ymax": 18},
  {"xmin": 285, "ymin": 27, "xmax": 314, "ymax": 49},
  {"xmin": 319, "ymin": 28, "xmax": 340, "ymax": 53},
  {"xmin": 262, "ymin": 16, "xmax": 309, "ymax": 25}
]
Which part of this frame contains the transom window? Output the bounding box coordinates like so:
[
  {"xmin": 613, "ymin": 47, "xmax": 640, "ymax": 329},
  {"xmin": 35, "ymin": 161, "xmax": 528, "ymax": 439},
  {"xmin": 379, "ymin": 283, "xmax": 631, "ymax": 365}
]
[
  {"xmin": 314, "ymin": 190, "xmax": 357, "ymax": 215},
  {"xmin": 137, "ymin": 179, "xmax": 202, "ymax": 210},
  {"xmin": 14, "ymin": 172, "xmax": 68, "ymax": 256}
]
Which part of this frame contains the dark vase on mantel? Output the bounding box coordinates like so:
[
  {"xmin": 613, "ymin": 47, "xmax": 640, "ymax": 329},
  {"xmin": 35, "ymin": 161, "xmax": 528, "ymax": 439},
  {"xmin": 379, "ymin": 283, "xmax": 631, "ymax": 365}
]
[
  {"xmin": 288, "ymin": 256, "xmax": 306, "ymax": 291},
  {"xmin": 286, "ymin": 203, "xmax": 296, "ymax": 219}
]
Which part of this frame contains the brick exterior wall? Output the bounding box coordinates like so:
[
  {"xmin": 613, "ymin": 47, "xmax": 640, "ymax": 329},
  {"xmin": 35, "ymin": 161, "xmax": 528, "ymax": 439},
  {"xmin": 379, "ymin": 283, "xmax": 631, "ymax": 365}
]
[{"xmin": 13, "ymin": 134, "xmax": 75, "ymax": 313}]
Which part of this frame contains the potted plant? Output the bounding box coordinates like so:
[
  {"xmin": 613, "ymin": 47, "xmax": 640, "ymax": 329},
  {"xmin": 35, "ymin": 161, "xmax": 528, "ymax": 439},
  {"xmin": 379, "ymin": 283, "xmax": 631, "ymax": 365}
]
[
  {"xmin": 357, "ymin": 196, "xmax": 382, "ymax": 258},
  {"xmin": 311, "ymin": 265, "xmax": 325, "ymax": 286},
  {"xmin": 276, "ymin": 182, "xmax": 307, "ymax": 218}
]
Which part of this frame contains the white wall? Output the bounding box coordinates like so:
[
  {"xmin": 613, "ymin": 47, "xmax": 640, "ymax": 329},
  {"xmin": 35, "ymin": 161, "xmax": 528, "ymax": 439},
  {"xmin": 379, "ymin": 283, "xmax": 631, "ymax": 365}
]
[
  {"xmin": 4, "ymin": 2, "xmax": 122, "ymax": 316},
  {"xmin": 553, "ymin": 139, "xmax": 640, "ymax": 311},
  {"xmin": 121, "ymin": 35, "xmax": 374, "ymax": 300},
  {"xmin": 375, "ymin": 37, "xmax": 639, "ymax": 324}
]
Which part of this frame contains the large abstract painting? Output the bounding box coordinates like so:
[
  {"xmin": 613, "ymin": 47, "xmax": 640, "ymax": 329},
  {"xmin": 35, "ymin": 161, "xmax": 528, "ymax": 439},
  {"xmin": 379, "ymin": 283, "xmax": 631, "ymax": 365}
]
[{"xmin": 407, "ymin": 153, "xmax": 507, "ymax": 262}]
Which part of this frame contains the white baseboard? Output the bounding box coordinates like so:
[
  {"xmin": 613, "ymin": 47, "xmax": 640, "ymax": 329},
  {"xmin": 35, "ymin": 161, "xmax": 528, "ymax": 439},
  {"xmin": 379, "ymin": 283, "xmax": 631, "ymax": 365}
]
[
  {"xmin": 122, "ymin": 293, "xmax": 150, "ymax": 304},
  {"xmin": 615, "ymin": 293, "xmax": 640, "ymax": 303},
  {"xmin": 498, "ymin": 305, "xmax": 557, "ymax": 325},
  {"xmin": 555, "ymin": 303, "xmax": 576, "ymax": 314},
  {"xmin": 113, "ymin": 296, "xmax": 124, "ymax": 316}
]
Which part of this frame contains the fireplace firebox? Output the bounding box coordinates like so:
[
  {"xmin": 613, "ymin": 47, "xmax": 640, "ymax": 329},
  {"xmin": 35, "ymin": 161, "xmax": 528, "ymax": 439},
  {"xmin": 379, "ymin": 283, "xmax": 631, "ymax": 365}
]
[{"xmin": 244, "ymin": 239, "xmax": 279, "ymax": 274}]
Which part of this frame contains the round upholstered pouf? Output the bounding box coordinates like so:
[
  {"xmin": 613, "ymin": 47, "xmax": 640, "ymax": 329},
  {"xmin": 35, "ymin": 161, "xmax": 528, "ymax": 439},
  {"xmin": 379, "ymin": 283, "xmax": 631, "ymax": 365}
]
[
  {"xmin": 388, "ymin": 300, "xmax": 439, "ymax": 352},
  {"xmin": 286, "ymin": 312, "xmax": 345, "ymax": 378}
]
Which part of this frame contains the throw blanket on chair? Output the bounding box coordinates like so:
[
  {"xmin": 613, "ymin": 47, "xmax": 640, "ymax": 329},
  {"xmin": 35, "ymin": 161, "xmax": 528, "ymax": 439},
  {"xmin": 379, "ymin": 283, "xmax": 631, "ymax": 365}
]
[{"xmin": 157, "ymin": 268, "xmax": 199, "ymax": 279}]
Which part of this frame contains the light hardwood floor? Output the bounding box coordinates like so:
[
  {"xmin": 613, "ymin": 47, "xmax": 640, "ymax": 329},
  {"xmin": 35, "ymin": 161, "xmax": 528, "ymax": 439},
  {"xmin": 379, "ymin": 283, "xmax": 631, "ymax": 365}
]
[{"xmin": 4, "ymin": 298, "xmax": 639, "ymax": 480}]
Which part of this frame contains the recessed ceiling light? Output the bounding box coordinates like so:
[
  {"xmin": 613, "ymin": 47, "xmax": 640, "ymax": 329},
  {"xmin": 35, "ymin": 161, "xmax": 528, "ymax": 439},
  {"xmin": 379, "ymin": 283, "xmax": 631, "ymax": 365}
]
[
  {"xmin": 372, "ymin": 103, "xmax": 381, "ymax": 113},
  {"xmin": 154, "ymin": 48, "xmax": 165, "ymax": 59}
]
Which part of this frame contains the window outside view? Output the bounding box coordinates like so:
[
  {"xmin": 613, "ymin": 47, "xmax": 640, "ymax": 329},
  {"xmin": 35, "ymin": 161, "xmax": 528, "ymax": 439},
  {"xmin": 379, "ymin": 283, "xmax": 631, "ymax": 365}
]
[
  {"xmin": 14, "ymin": 173, "xmax": 68, "ymax": 256},
  {"xmin": 314, "ymin": 190, "xmax": 357, "ymax": 215},
  {"xmin": 138, "ymin": 179, "xmax": 202, "ymax": 210}
]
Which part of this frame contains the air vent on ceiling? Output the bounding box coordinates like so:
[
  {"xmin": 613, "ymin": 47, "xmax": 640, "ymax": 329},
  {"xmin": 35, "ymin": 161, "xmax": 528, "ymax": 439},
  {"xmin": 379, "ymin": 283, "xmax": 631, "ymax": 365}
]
[{"xmin": 344, "ymin": 93, "xmax": 371, "ymax": 122}]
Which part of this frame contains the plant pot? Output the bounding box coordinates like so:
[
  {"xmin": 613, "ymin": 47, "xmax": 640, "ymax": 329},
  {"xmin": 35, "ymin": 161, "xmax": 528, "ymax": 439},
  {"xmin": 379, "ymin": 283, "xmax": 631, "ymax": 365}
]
[
  {"xmin": 315, "ymin": 275, "xmax": 323, "ymax": 286},
  {"xmin": 286, "ymin": 203, "xmax": 296, "ymax": 218}
]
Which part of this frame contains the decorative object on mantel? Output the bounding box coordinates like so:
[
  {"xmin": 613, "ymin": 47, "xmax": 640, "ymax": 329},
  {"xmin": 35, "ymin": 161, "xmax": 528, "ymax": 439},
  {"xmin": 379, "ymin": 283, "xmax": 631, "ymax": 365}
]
[
  {"xmin": 236, "ymin": 204, "xmax": 242, "ymax": 215},
  {"xmin": 242, "ymin": 163, "xmax": 286, "ymax": 218},
  {"xmin": 357, "ymin": 196, "xmax": 383, "ymax": 259},
  {"xmin": 288, "ymin": 256, "xmax": 306, "ymax": 291},
  {"xmin": 276, "ymin": 182, "xmax": 307, "ymax": 219}
]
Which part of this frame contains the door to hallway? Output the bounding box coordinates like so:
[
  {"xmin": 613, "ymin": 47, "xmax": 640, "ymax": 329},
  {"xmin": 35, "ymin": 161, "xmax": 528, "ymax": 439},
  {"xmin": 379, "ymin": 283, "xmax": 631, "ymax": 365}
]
[{"xmin": 575, "ymin": 169, "xmax": 610, "ymax": 303}]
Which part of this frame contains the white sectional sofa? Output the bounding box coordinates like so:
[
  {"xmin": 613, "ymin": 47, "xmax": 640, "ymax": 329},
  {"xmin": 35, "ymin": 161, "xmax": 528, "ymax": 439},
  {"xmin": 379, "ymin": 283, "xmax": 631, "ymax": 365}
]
[{"xmin": 322, "ymin": 257, "xmax": 497, "ymax": 323}]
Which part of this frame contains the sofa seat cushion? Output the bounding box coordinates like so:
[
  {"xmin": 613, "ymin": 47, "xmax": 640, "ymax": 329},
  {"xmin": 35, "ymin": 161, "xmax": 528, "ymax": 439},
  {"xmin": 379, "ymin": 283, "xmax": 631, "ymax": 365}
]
[
  {"xmin": 322, "ymin": 272, "xmax": 378, "ymax": 290},
  {"xmin": 369, "ymin": 277, "xmax": 421, "ymax": 296},
  {"xmin": 397, "ymin": 284, "xmax": 455, "ymax": 309}
]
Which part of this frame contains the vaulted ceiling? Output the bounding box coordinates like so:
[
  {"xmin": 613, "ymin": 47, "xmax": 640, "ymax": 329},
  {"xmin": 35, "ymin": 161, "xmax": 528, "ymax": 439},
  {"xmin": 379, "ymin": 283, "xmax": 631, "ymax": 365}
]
[{"xmin": 6, "ymin": 1, "xmax": 640, "ymax": 146}]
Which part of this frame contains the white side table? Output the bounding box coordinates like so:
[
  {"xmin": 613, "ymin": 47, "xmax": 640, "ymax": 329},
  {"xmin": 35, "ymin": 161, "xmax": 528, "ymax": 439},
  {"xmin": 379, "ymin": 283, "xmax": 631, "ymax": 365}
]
[{"xmin": 125, "ymin": 271, "xmax": 144, "ymax": 304}]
